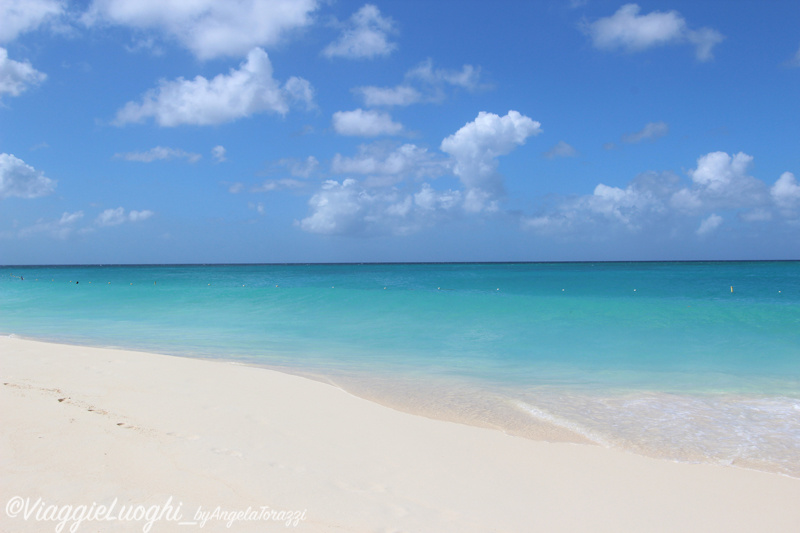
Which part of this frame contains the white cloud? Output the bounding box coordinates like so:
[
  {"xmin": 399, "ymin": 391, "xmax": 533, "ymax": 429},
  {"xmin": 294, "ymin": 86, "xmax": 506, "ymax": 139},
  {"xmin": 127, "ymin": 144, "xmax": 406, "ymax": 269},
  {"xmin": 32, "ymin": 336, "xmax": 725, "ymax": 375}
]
[
  {"xmin": 440, "ymin": 110, "xmax": 541, "ymax": 202},
  {"xmin": 525, "ymin": 171, "xmax": 677, "ymax": 234},
  {"xmin": 331, "ymin": 143, "xmax": 446, "ymax": 182},
  {"xmin": 323, "ymin": 4, "xmax": 396, "ymax": 59},
  {"xmin": 96, "ymin": 207, "xmax": 153, "ymax": 226},
  {"xmin": 0, "ymin": 153, "xmax": 56, "ymax": 199},
  {"xmin": 687, "ymin": 28, "xmax": 725, "ymax": 62},
  {"xmin": 332, "ymin": 108, "xmax": 403, "ymax": 137},
  {"xmin": 406, "ymin": 59, "xmax": 481, "ymax": 90},
  {"xmin": 18, "ymin": 211, "xmax": 84, "ymax": 239},
  {"xmin": 283, "ymin": 76, "xmax": 316, "ymax": 110},
  {"xmin": 298, "ymin": 113, "xmax": 542, "ymax": 235},
  {"xmin": 413, "ymin": 183, "xmax": 462, "ymax": 212},
  {"xmin": 83, "ymin": 0, "xmax": 318, "ymax": 60},
  {"xmin": 298, "ymin": 179, "xmax": 372, "ymax": 234},
  {"xmin": 128, "ymin": 209, "xmax": 154, "ymax": 222},
  {"xmin": 697, "ymin": 213, "xmax": 723, "ymax": 236},
  {"xmin": 0, "ymin": 0, "xmax": 64, "ymax": 43},
  {"xmin": 211, "ymin": 145, "xmax": 226, "ymax": 163},
  {"xmin": 228, "ymin": 182, "xmax": 245, "ymax": 194},
  {"xmin": 298, "ymin": 176, "xmax": 491, "ymax": 236},
  {"xmin": 622, "ymin": 121, "xmax": 669, "ymax": 144},
  {"xmin": 584, "ymin": 3, "xmax": 723, "ymax": 61},
  {"xmin": 0, "ymin": 47, "xmax": 47, "ymax": 98},
  {"xmin": 115, "ymin": 48, "xmax": 312, "ymax": 126},
  {"xmin": 305, "ymin": 111, "xmax": 541, "ymax": 231},
  {"xmin": 682, "ymin": 151, "xmax": 767, "ymax": 209},
  {"xmin": 299, "ymin": 178, "xmax": 445, "ymax": 236},
  {"xmin": 252, "ymin": 178, "xmax": 305, "ymax": 192},
  {"xmin": 522, "ymin": 152, "xmax": 800, "ymax": 239},
  {"xmin": 114, "ymin": 146, "xmax": 201, "ymax": 163},
  {"xmin": 543, "ymin": 141, "xmax": 578, "ymax": 159},
  {"xmin": 274, "ymin": 156, "xmax": 319, "ymax": 178},
  {"xmin": 355, "ymin": 59, "xmax": 483, "ymax": 107},
  {"xmin": 771, "ymin": 172, "xmax": 800, "ymax": 212},
  {"xmin": 356, "ymin": 85, "xmax": 422, "ymax": 107}
]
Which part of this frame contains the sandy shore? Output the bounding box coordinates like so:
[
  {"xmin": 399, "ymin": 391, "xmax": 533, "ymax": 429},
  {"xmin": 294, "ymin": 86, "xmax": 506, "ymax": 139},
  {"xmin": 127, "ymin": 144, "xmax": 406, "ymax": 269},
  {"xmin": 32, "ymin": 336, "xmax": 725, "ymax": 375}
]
[{"xmin": 2, "ymin": 336, "xmax": 799, "ymax": 532}]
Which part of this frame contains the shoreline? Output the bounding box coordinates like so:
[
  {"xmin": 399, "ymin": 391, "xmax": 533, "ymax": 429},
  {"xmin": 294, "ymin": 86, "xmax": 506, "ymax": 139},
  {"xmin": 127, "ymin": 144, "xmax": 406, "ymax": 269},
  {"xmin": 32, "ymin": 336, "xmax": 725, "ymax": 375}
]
[{"xmin": 2, "ymin": 336, "xmax": 800, "ymax": 532}]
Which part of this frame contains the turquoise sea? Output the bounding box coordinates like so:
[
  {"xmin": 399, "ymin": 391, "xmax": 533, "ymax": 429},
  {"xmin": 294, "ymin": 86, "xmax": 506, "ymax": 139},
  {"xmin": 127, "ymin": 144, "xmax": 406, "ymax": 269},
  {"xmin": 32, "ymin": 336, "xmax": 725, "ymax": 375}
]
[{"xmin": 2, "ymin": 262, "xmax": 799, "ymax": 476}]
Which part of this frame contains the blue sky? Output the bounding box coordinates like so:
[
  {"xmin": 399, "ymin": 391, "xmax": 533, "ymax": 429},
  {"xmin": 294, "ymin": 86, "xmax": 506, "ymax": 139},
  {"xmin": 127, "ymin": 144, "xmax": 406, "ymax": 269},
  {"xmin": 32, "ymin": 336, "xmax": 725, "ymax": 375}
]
[{"xmin": 1, "ymin": 0, "xmax": 799, "ymax": 264}]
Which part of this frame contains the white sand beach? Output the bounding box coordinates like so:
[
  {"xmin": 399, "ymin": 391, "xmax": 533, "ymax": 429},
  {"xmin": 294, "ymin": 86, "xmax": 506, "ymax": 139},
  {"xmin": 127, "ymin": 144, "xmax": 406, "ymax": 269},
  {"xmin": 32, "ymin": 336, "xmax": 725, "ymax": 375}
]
[{"xmin": 2, "ymin": 336, "xmax": 799, "ymax": 532}]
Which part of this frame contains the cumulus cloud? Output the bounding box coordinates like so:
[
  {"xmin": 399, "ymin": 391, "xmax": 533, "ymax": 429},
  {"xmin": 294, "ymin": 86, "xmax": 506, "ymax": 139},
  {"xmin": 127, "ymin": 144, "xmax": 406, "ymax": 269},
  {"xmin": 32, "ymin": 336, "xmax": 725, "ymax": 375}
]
[
  {"xmin": 543, "ymin": 141, "xmax": 578, "ymax": 159},
  {"xmin": 583, "ymin": 3, "xmax": 724, "ymax": 61},
  {"xmin": 271, "ymin": 156, "xmax": 318, "ymax": 178},
  {"xmin": 522, "ymin": 151, "xmax": 800, "ymax": 240},
  {"xmin": 413, "ymin": 183, "xmax": 462, "ymax": 212},
  {"xmin": 621, "ymin": 121, "xmax": 669, "ymax": 144},
  {"xmin": 0, "ymin": 48, "xmax": 47, "ymax": 98},
  {"xmin": 299, "ymin": 179, "xmax": 375, "ymax": 234},
  {"xmin": 298, "ymin": 176, "xmax": 479, "ymax": 236},
  {"xmin": 0, "ymin": 0, "xmax": 64, "ymax": 43},
  {"xmin": 332, "ymin": 108, "xmax": 403, "ymax": 137},
  {"xmin": 407, "ymin": 59, "xmax": 481, "ymax": 90},
  {"xmin": 252, "ymin": 178, "xmax": 305, "ymax": 193},
  {"xmin": 356, "ymin": 85, "xmax": 422, "ymax": 107},
  {"xmin": 283, "ymin": 76, "xmax": 315, "ymax": 110},
  {"xmin": 523, "ymin": 170, "xmax": 678, "ymax": 234},
  {"xmin": 211, "ymin": 145, "xmax": 226, "ymax": 163},
  {"xmin": 18, "ymin": 211, "xmax": 84, "ymax": 239},
  {"xmin": 96, "ymin": 207, "xmax": 154, "ymax": 226},
  {"xmin": 771, "ymin": 172, "xmax": 800, "ymax": 213},
  {"xmin": 697, "ymin": 213, "xmax": 723, "ymax": 236},
  {"xmin": 298, "ymin": 178, "xmax": 437, "ymax": 236},
  {"xmin": 83, "ymin": 0, "xmax": 318, "ymax": 60},
  {"xmin": 0, "ymin": 153, "xmax": 56, "ymax": 199},
  {"xmin": 323, "ymin": 4, "xmax": 396, "ymax": 59},
  {"xmin": 354, "ymin": 59, "xmax": 482, "ymax": 107},
  {"xmin": 114, "ymin": 146, "xmax": 201, "ymax": 163},
  {"xmin": 440, "ymin": 110, "xmax": 541, "ymax": 211},
  {"xmin": 299, "ymin": 112, "xmax": 541, "ymax": 235},
  {"xmin": 331, "ymin": 143, "xmax": 447, "ymax": 184},
  {"xmin": 114, "ymin": 48, "xmax": 312, "ymax": 126},
  {"xmin": 682, "ymin": 151, "xmax": 767, "ymax": 209}
]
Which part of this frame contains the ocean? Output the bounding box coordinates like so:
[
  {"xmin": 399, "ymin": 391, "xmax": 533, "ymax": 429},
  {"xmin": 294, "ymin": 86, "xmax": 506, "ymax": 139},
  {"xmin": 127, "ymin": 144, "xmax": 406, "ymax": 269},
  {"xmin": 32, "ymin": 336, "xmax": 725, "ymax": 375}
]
[{"xmin": 2, "ymin": 262, "xmax": 799, "ymax": 476}]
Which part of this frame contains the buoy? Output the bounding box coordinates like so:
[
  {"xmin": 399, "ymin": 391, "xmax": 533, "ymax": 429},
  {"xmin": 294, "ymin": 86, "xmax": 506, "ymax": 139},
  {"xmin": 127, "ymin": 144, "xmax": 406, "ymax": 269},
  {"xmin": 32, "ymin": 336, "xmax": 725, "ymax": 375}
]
[{"xmin": 730, "ymin": 286, "xmax": 734, "ymax": 293}]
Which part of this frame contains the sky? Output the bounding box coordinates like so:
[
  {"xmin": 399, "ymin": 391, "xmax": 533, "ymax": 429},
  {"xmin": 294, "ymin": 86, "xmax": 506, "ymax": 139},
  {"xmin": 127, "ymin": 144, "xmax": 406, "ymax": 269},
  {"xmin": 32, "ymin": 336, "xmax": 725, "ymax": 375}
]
[{"xmin": 1, "ymin": 0, "xmax": 799, "ymax": 264}]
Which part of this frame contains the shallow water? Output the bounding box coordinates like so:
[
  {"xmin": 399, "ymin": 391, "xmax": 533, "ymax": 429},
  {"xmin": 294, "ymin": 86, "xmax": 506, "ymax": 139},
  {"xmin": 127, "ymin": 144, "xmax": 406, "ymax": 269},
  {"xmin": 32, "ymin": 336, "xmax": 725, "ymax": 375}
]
[{"xmin": 2, "ymin": 262, "xmax": 799, "ymax": 475}]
